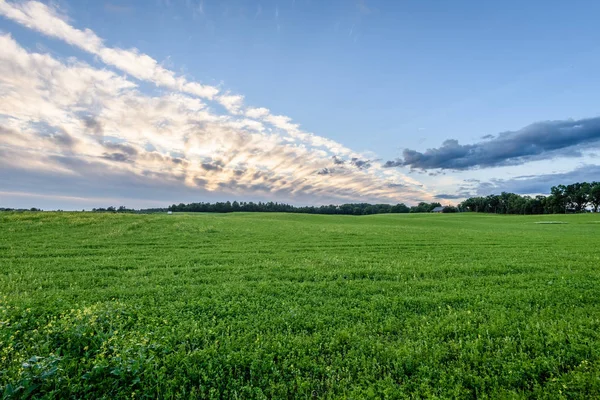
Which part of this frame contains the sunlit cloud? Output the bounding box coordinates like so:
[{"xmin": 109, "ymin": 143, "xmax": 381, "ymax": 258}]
[{"xmin": 0, "ymin": 0, "xmax": 432, "ymax": 205}]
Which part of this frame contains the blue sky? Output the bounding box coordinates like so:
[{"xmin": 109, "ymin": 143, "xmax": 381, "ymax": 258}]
[{"xmin": 1, "ymin": 0, "xmax": 600, "ymax": 209}]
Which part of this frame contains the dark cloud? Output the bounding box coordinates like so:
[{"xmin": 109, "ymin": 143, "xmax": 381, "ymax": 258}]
[
  {"xmin": 202, "ymin": 163, "xmax": 221, "ymax": 172},
  {"xmin": 383, "ymin": 160, "xmax": 402, "ymax": 168},
  {"xmin": 350, "ymin": 158, "xmax": 371, "ymax": 169},
  {"xmin": 481, "ymin": 134, "xmax": 495, "ymax": 140},
  {"xmin": 434, "ymin": 193, "xmax": 472, "ymax": 200},
  {"xmin": 103, "ymin": 141, "xmax": 138, "ymax": 156},
  {"xmin": 252, "ymin": 171, "xmax": 264, "ymax": 180},
  {"xmin": 194, "ymin": 178, "xmax": 208, "ymax": 186},
  {"xmin": 200, "ymin": 161, "xmax": 224, "ymax": 171},
  {"xmin": 103, "ymin": 152, "xmax": 130, "ymax": 162},
  {"xmin": 249, "ymin": 183, "xmax": 274, "ymax": 192},
  {"xmin": 332, "ymin": 156, "xmax": 345, "ymax": 165},
  {"xmin": 82, "ymin": 115, "xmax": 103, "ymax": 136},
  {"xmin": 216, "ymin": 180, "xmax": 281, "ymax": 194},
  {"xmin": 387, "ymin": 183, "xmax": 406, "ymax": 188},
  {"xmin": 475, "ymin": 164, "xmax": 600, "ymax": 195},
  {"xmin": 317, "ymin": 168, "xmax": 332, "ymax": 175},
  {"xmin": 51, "ymin": 131, "xmax": 76, "ymax": 148},
  {"xmin": 384, "ymin": 116, "xmax": 600, "ymax": 170},
  {"xmin": 328, "ymin": 156, "xmax": 371, "ymax": 170}
]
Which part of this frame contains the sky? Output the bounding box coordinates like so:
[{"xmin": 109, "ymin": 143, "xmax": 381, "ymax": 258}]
[{"xmin": 1, "ymin": 0, "xmax": 600, "ymax": 210}]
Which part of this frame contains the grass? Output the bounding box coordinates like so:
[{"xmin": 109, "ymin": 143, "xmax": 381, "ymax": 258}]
[{"xmin": 1, "ymin": 211, "xmax": 600, "ymax": 399}]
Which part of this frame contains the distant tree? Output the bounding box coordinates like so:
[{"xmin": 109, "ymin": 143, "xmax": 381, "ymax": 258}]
[
  {"xmin": 391, "ymin": 203, "xmax": 410, "ymax": 213},
  {"xmin": 550, "ymin": 185, "xmax": 568, "ymax": 214},
  {"xmin": 457, "ymin": 181, "xmax": 600, "ymax": 215},
  {"xmin": 590, "ymin": 182, "xmax": 600, "ymax": 212},
  {"xmin": 429, "ymin": 202, "xmax": 442, "ymax": 212},
  {"xmin": 565, "ymin": 182, "xmax": 590, "ymax": 212}
]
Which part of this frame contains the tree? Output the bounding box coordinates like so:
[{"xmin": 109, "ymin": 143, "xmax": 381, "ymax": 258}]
[
  {"xmin": 565, "ymin": 182, "xmax": 589, "ymax": 212},
  {"xmin": 428, "ymin": 202, "xmax": 442, "ymax": 212},
  {"xmin": 550, "ymin": 185, "xmax": 568, "ymax": 213},
  {"xmin": 590, "ymin": 182, "xmax": 600, "ymax": 212},
  {"xmin": 391, "ymin": 203, "xmax": 410, "ymax": 213}
]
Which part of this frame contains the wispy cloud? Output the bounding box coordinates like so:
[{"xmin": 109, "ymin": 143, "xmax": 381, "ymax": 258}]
[
  {"xmin": 184, "ymin": 0, "xmax": 204, "ymax": 19},
  {"xmin": 384, "ymin": 117, "xmax": 600, "ymax": 170},
  {"xmin": 356, "ymin": 0, "xmax": 372, "ymax": 15},
  {"xmin": 104, "ymin": 3, "xmax": 134, "ymax": 14},
  {"xmin": 0, "ymin": 1, "xmax": 431, "ymax": 205},
  {"xmin": 0, "ymin": 0, "xmax": 218, "ymax": 98}
]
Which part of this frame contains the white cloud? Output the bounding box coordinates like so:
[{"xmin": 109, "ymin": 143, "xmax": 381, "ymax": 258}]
[
  {"xmin": 245, "ymin": 107, "xmax": 270, "ymax": 119},
  {"xmin": 0, "ymin": 1, "xmax": 432, "ymax": 204},
  {"xmin": 218, "ymin": 93, "xmax": 245, "ymax": 115},
  {"xmin": 0, "ymin": 0, "xmax": 219, "ymax": 99}
]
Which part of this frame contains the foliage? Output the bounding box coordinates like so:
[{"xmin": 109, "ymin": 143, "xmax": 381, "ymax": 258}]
[
  {"xmin": 168, "ymin": 201, "xmax": 416, "ymax": 215},
  {"xmin": 0, "ymin": 208, "xmax": 42, "ymax": 212},
  {"xmin": 409, "ymin": 202, "xmax": 442, "ymax": 213},
  {"xmin": 460, "ymin": 181, "xmax": 600, "ymax": 214},
  {"xmin": 1, "ymin": 212, "xmax": 600, "ymax": 398}
]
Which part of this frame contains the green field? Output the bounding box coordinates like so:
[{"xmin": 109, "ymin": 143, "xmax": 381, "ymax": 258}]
[{"xmin": 1, "ymin": 212, "xmax": 600, "ymax": 398}]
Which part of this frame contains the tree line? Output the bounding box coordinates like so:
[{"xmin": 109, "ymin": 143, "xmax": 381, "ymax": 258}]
[
  {"xmin": 166, "ymin": 201, "xmax": 451, "ymax": 215},
  {"xmin": 5, "ymin": 181, "xmax": 598, "ymax": 215},
  {"xmin": 0, "ymin": 207, "xmax": 42, "ymax": 212},
  {"xmin": 460, "ymin": 182, "xmax": 600, "ymax": 214},
  {"xmin": 3, "ymin": 202, "xmax": 453, "ymax": 215}
]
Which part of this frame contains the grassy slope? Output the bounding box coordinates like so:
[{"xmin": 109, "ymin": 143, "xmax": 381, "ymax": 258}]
[{"xmin": 1, "ymin": 212, "xmax": 600, "ymax": 398}]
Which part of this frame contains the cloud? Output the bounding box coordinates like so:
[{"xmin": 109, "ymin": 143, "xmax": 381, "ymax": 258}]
[
  {"xmin": 245, "ymin": 107, "xmax": 270, "ymax": 119},
  {"xmin": 0, "ymin": 25, "xmax": 432, "ymax": 206},
  {"xmin": 0, "ymin": 0, "xmax": 218, "ymax": 99},
  {"xmin": 332, "ymin": 156, "xmax": 345, "ymax": 165},
  {"xmin": 0, "ymin": 1, "xmax": 370, "ymax": 159},
  {"xmin": 350, "ymin": 158, "xmax": 371, "ymax": 169},
  {"xmin": 104, "ymin": 3, "xmax": 133, "ymax": 14},
  {"xmin": 200, "ymin": 160, "xmax": 224, "ymax": 171},
  {"xmin": 356, "ymin": 0, "xmax": 373, "ymax": 15},
  {"xmin": 474, "ymin": 164, "xmax": 600, "ymax": 196},
  {"xmin": 383, "ymin": 159, "xmax": 402, "ymax": 168},
  {"xmin": 103, "ymin": 141, "xmax": 138, "ymax": 156},
  {"xmin": 103, "ymin": 152, "xmax": 130, "ymax": 162},
  {"xmin": 383, "ymin": 117, "xmax": 600, "ymax": 170},
  {"xmin": 433, "ymin": 193, "xmax": 471, "ymax": 200},
  {"xmin": 218, "ymin": 93, "xmax": 244, "ymax": 114}
]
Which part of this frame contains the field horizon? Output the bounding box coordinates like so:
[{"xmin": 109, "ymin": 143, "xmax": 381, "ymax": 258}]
[{"xmin": 1, "ymin": 211, "xmax": 600, "ymax": 398}]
